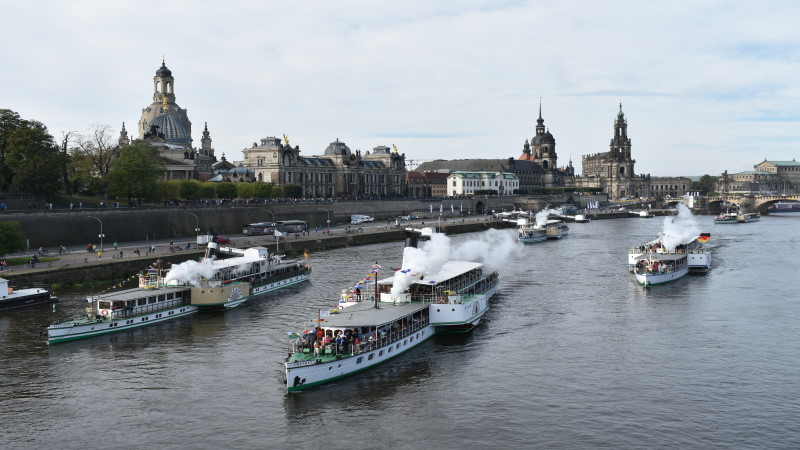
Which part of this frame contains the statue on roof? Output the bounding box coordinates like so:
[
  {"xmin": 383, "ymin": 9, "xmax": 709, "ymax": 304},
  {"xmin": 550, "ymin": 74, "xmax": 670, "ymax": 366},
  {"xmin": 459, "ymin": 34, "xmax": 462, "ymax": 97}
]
[{"xmin": 283, "ymin": 134, "xmax": 290, "ymax": 147}]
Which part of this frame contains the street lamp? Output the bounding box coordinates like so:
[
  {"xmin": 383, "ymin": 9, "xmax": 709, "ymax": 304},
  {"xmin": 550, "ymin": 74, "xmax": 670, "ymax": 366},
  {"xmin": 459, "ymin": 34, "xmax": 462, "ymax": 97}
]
[
  {"xmin": 183, "ymin": 212, "xmax": 200, "ymax": 238},
  {"xmin": 264, "ymin": 209, "xmax": 279, "ymax": 253},
  {"xmin": 87, "ymin": 215, "xmax": 104, "ymax": 251},
  {"xmin": 317, "ymin": 207, "xmax": 331, "ymax": 229}
]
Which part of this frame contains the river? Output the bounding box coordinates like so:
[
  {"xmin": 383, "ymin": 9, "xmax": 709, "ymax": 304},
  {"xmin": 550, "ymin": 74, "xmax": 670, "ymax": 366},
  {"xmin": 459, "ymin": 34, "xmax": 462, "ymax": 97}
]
[{"xmin": 2, "ymin": 214, "xmax": 799, "ymax": 448}]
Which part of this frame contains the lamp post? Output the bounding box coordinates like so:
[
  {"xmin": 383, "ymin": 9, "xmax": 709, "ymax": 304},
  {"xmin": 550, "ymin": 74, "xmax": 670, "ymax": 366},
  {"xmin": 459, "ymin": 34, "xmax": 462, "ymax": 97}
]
[
  {"xmin": 183, "ymin": 212, "xmax": 200, "ymax": 239},
  {"xmin": 264, "ymin": 210, "xmax": 278, "ymax": 253},
  {"xmin": 87, "ymin": 215, "xmax": 104, "ymax": 251},
  {"xmin": 317, "ymin": 207, "xmax": 331, "ymax": 230}
]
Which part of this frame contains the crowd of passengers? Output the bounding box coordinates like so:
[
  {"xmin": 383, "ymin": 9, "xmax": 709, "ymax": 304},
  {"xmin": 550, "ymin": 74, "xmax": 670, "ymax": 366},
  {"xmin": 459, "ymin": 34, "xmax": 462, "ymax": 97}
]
[{"xmin": 296, "ymin": 314, "xmax": 428, "ymax": 357}]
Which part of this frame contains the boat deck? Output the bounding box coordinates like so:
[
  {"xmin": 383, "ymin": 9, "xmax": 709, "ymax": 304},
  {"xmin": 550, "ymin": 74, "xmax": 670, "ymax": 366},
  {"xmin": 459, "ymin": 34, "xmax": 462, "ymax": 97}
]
[{"xmin": 96, "ymin": 285, "xmax": 190, "ymax": 301}]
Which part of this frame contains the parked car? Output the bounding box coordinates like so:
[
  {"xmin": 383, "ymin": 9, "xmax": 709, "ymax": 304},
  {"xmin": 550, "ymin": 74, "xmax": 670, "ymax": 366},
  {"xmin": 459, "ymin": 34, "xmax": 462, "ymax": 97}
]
[{"xmin": 215, "ymin": 236, "xmax": 232, "ymax": 245}]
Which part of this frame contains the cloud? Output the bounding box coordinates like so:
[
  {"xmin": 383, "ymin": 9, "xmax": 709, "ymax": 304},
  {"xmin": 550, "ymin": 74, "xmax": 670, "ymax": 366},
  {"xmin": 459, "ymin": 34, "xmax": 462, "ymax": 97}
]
[{"xmin": 1, "ymin": 0, "xmax": 799, "ymax": 177}]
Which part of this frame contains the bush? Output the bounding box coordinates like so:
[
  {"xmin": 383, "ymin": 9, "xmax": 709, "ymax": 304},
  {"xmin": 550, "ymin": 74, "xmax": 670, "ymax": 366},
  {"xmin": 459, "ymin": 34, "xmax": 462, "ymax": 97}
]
[{"xmin": 0, "ymin": 221, "xmax": 26, "ymax": 255}]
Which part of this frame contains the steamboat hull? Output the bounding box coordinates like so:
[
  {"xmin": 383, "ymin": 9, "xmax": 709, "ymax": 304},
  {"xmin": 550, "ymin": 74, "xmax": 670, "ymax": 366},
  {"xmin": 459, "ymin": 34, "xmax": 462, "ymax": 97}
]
[{"xmin": 286, "ymin": 324, "xmax": 435, "ymax": 392}]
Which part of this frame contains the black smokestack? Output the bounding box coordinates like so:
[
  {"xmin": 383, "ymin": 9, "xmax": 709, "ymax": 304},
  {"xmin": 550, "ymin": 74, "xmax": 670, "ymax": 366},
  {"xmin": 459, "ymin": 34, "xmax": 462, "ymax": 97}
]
[{"xmin": 205, "ymin": 235, "xmax": 218, "ymax": 260}]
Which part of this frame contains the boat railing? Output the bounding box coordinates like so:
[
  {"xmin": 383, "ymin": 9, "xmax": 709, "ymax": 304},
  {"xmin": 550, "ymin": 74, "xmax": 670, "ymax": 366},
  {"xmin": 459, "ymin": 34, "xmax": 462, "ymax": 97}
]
[
  {"xmin": 289, "ymin": 317, "xmax": 431, "ymax": 361},
  {"xmin": 109, "ymin": 297, "xmax": 192, "ymax": 319}
]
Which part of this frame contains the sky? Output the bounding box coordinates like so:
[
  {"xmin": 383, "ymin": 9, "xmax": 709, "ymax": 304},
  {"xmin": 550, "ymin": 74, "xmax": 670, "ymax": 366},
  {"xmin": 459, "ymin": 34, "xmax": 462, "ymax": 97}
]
[{"xmin": 2, "ymin": 0, "xmax": 799, "ymax": 176}]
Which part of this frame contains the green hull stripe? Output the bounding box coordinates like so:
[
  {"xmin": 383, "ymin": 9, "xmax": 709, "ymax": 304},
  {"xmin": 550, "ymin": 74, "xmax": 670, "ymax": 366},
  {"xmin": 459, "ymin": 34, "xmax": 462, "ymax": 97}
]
[{"xmin": 48, "ymin": 309, "xmax": 197, "ymax": 344}]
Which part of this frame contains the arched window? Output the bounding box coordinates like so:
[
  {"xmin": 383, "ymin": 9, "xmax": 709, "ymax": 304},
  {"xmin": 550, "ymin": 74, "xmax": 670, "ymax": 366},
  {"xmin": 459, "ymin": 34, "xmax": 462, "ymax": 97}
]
[{"xmin": 155, "ymin": 80, "xmax": 162, "ymax": 93}]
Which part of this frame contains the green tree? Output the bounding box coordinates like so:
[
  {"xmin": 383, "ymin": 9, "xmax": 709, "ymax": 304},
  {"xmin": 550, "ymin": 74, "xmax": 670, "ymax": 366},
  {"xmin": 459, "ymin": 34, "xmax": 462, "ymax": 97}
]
[
  {"xmin": 180, "ymin": 180, "xmax": 201, "ymax": 200},
  {"xmin": 199, "ymin": 183, "xmax": 216, "ymax": 199},
  {"xmin": 690, "ymin": 174, "xmax": 719, "ymax": 194},
  {"xmin": 270, "ymin": 186, "xmax": 284, "ymax": 198},
  {"xmin": 0, "ymin": 109, "xmax": 24, "ymax": 191},
  {"xmin": 157, "ymin": 180, "xmax": 182, "ymax": 200},
  {"xmin": 236, "ymin": 182, "xmax": 255, "ymax": 199},
  {"xmin": 283, "ymin": 183, "xmax": 302, "ymax": 198},
  {"xmin": 0, "ymin": 221, "xmax": 26, "ymax": 255},
  {"xmin": 106, "ymin": 140, "xmax": 164, "ymax": 202},
  {"xmin": 6, "ymin": 120, "xmax": 64, "ymax": 197},
  {"xmin": 216, "ymin": 182, "xmax": 237, "ymax": 199},
  {"xmin": 253, "ymin": 182, "xmax": 272, "ymax": 198}
]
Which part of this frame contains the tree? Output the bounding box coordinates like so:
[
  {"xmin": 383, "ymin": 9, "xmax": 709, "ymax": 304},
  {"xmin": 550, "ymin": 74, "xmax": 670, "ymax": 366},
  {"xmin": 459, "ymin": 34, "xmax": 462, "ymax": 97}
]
[
  {"xmin": 179, "ymin": 180, "xmax": 201, "ymax": 200},
  {"xmin": 199, "ymin": 183, "xmax": 216, "ymax": 199},
  {"xmin": 253, "ymin": 182, "xmax": 272, "ymax": 198},
  {"xmin": 0, "ymin": 109, "xmax": 24, "ymax": 191},
  {"xmin": 73, "ymin": 124, "xmax": 120, "ymax": 190},
  {"xmin": 236, "ymin": 182, "xmax": 255, "ymax": 199},
  {"xmin": 0, "ymin": 221, "xmax": 25, "ymax": 255},
  {"xmin": 6, "ymin": 120, "xmax": 64, "ymax": 197},
  {"xmin": 157, "ymin": 180, "xmax": 181, "ymax": 201},
  {"xmin": 270, "ymin": 186, "xmax": 284, "ymax": 198},
  {"xmin": 216, "ymin": 182, "xmax": 237, "ymax": 199},
  {"xmin": 690, "ymin": 175, "xmax": 719, "ymax": 194},
  {"xmin": 106, "ymin": 140, "xmax": 164, "ymax": 202},
  {"xmin": 283, "ymin": 183, "xmax": 302, "ymax": 198}
]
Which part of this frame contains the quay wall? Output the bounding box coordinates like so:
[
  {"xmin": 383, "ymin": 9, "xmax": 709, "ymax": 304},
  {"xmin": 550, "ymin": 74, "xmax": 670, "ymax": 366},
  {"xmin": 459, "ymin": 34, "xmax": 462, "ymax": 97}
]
[{"xmin": 4, "ymin": 220, "xmax": 505, "ymax": 286}]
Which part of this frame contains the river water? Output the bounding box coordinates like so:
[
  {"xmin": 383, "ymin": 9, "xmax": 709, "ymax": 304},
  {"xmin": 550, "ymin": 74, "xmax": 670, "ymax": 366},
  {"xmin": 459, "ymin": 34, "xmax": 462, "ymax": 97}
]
[{"xmin": 2, "ymin": 215, "xmax": 799, "ymax": 448}]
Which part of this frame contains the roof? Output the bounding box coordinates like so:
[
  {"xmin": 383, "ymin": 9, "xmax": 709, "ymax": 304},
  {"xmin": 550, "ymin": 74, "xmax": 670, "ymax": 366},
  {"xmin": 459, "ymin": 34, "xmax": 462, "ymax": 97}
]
[
  {"xmin": 319, "ymin": 302, "xmax": 429, "ymax": 328},
  {"xmin": 762, "ymin": 160, "xmax": 800, "ymax": 166},
  {"xmin": 97, "ymin": 286, "xmax": 188, "ymax": 302},
  {"xmin": 377, "ymin": 260, "xmax": 483, "ymax": 287},
  {"xmin": 151, "ymin": 114, "xmax": 190, "ymax": 145}
]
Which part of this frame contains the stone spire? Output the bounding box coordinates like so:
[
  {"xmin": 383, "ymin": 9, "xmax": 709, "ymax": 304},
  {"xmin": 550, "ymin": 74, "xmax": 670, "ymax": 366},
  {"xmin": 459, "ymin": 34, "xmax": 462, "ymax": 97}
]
[{"xmin": 118, "ymin": 122, "xmax": 130, "ymax": 146}]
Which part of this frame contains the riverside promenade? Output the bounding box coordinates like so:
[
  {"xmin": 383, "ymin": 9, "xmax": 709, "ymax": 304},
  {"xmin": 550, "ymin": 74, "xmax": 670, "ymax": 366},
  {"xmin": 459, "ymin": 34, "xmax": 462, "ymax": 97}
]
[{"xmin": 3, "ymin": 216, "xmax": 506, "ymax": 286}]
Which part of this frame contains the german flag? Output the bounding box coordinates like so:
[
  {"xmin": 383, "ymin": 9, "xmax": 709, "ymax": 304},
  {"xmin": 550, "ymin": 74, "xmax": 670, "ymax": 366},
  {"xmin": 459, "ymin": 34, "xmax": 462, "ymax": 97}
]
[{"xmin": 696, "ymin": 233, "xmax": 711, "ymax": 242}]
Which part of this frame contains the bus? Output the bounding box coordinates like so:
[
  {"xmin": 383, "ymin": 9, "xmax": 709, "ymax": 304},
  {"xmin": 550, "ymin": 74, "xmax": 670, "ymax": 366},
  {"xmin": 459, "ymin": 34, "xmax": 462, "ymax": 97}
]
[
  {"xmin": 277, "ymin": 220, "xmax": 308, "ymax": 234},
  {"xmin": 242, "ymin": 222, "xmax": 278, "ymax": 236}
]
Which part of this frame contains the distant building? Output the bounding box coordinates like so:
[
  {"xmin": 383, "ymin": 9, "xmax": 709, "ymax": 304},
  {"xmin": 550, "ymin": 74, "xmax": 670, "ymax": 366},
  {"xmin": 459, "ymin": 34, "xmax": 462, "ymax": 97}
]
[
  {"xmin": 717, "ymin": 162, "xmax": 796, "ymax": 195},
  {"xmin": 569, "ymin": 104, "xmax": 652, "ymax": 199},
  {"xmin": 209, "ymin": 154, "xmax": 255, "ymax": 183},
  {"xmin": 406, "ymin": 171, "xmax": 449, "ymax": 198},
  {"xmin": 121, "ymin": 59, "xmax": 216, "ymax": 181},
  {"xmin": 447, "ymin": 171, "xmax": 519, "ymax": 197},
  {"xmin": 241, "ymin": 137, "xmax": 406, "ymax": 198}
]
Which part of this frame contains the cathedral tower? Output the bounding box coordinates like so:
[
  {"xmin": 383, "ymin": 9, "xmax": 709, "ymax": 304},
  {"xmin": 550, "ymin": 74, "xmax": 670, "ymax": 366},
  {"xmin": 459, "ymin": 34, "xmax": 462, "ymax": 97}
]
[{"xmin": 530, "ymin": 100, "xmax": 557, "ymax": 171}]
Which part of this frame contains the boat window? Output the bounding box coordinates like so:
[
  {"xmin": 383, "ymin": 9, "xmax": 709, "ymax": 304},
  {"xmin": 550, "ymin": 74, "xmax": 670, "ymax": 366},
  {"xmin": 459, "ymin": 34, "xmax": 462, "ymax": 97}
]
[
  {"xmin": 396, "ymin": 344, "xmax": 401, "ymax": 349},
  {"xmin": 379, "ymin": 350, "xmax": 384, "ymax": 356},
  {"xmin": 137, "ymin": 298, "xmax": 146, "ymax": 306},
  {"xmin": 148, "ymin": 297, "xmax": 156, "ymax": 304},
  {"xmin": 158, "ymin": 295, "xmax": 166, "ymax": 302},
  {"xmin": 387, "ymin": 347, "xmax": 392, "ymax": 353},
  {"xmin": 167, "ymin": 293, "xmax": 174, "ymax": 300},
  {"xmin": 99, "ymin": 301, "xmax": 111, "ymax": 309},
  {"xmin": 368, "ymin": 354, "xmax": 374, "ymax": 360},
  {"xmin": 356, "ymin": 357, "xmax": 363, "ymax": 364}
]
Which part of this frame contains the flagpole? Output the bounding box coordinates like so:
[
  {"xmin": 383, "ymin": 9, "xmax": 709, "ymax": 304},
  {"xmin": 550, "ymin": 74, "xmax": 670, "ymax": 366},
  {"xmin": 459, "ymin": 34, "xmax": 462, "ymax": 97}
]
[{"xmin": 374, "ymin": 263, "xmax": 379, "ymax": 309}]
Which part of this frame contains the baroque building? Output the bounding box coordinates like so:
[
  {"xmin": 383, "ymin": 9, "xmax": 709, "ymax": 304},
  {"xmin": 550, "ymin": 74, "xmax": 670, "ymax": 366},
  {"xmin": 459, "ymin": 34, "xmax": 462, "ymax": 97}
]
[
  {"xmin": 717, "ymin": 159, "xmax": 798, "ymax": 194},
  {"xmin": 571, "ymin": 104, "xmax": 653, "ymax": 199},
  {"xmin": 120, "ymin": 59, "xmax": 216, "ymax": 181},
  {"xmin": 241, "ymin": 136, "xmax": 406, "ymax": 198}
]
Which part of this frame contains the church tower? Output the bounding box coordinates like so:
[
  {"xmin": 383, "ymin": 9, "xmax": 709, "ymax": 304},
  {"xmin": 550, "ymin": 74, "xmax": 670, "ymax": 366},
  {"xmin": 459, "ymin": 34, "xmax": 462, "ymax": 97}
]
[
  {"xmin": 138, "ymin": 58, "xmax": 192, "ymax": 146},
  {"xmin": 118, "ymin": 122, "xmax": 130, "ymax": 147},
  {"xmin": 201, "ymin": 122, "xmax": 213, "ymax": 157},
  {"xmin": 530, "ymin": 100, "xmax": 557, "ymax": 171},
  {"xmin": 610, "ymin": 103, "xmax": 632, "ymax": 159}
]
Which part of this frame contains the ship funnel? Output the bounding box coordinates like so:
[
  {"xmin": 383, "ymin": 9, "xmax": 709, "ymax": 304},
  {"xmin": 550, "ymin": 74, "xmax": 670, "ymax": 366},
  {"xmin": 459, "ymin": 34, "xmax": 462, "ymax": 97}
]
[{"xmin": 205, "ymin": 235, "xmax": 218, "ymax": 260}]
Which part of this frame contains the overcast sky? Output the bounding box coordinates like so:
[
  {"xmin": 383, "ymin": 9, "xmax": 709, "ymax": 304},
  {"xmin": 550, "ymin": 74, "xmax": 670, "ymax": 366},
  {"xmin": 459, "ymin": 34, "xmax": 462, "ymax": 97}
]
[{"xmin": 2, "ymin": 0, "xmax": 798, "ymax": 176}]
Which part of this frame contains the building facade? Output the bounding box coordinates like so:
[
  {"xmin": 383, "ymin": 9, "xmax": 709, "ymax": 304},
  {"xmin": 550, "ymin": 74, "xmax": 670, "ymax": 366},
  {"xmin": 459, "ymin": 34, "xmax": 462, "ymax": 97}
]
[
  {"xmin": 447, "ymin": 171, "xmax": 519, "ymax": 197},
  {"xmin": 241, "ymin": 137, "xmax": 406, "ymax": 198},
  {"xmin": 121, "ymin": 60, "xmax": 217, "ymax": 181}
]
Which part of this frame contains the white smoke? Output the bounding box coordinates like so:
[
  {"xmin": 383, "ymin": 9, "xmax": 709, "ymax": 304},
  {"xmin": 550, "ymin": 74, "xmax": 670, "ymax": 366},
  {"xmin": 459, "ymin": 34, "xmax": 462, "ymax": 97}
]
[
  {"xmin": 389, "ymin": 229, "xmax": 520, "ymax": 298},
  {"xmin": 535, "ymin": 208, "xmax": 560, "ymax": 226},
  {"xmin": 163, "ymin": 258, "xmax": 216, "ymax": 286},
  {"xmin": 660, "ymin": 203, "xmax": 701, "ymax": 251}
]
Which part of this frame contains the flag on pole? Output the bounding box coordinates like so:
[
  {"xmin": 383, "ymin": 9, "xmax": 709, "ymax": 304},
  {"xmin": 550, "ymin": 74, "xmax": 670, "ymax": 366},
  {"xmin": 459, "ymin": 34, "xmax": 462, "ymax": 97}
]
[
  {"xmin": 429, "ymin": 204, "xmax": 433, "ymax": 213},
  {"xmin": 439, "ymin": 204, "xmax": 443, "ymax": 213},
  {"xmin": 451, "ymin": 204, "xmax": 454, "ymax": 213}
]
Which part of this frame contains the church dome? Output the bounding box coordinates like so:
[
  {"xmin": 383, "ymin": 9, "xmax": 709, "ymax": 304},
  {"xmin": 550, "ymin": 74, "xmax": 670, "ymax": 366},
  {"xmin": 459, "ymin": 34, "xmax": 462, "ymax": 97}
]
[
  {"xmin": 324, "ymin": 139, "xmax": 351, "ymax": 156},
  {"xmin": 151, "ymin": 114, "xmax": 190, "ymax": 145},
  {"xmin": 156, "ymin": 62, "xmax": 172, "ymax": 77},
  {"xmin": 531, "ymin": 132, "xmax": 555, "ymax": 146}
]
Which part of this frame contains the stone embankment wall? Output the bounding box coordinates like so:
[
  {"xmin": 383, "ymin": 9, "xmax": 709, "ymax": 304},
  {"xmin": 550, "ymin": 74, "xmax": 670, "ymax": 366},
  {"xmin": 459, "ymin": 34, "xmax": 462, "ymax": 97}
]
[{"xmin": 5, "ymin": 220, "xmax": 505, "ymax": 286}]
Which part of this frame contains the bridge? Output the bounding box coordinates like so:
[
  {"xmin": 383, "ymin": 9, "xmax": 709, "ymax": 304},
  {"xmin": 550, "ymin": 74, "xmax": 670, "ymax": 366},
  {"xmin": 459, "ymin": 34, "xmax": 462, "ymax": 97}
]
[{"xmin": 698, "ymin": 195, "xmax": 800, "ymax": 213}]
